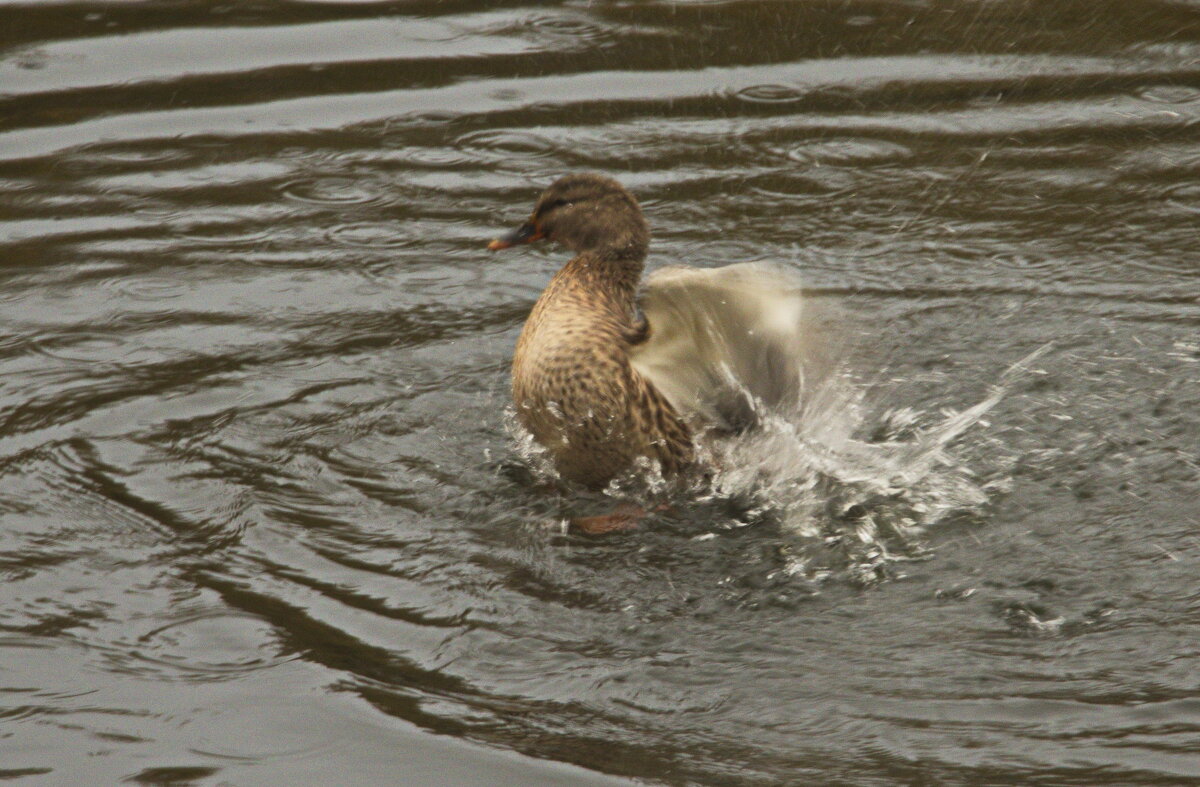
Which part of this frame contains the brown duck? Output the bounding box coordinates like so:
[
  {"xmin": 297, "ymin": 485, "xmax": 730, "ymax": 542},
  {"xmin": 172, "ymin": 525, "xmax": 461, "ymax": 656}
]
[{"xmin": 490, "ymin": 173, "xmax": 810, "ymax": 497}]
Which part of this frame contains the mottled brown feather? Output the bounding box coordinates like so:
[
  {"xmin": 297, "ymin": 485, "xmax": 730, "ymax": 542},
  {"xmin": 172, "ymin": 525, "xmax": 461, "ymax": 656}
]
[{"xmin": 505, "ymin": 175, "xmax": 694, "ymax": 489}]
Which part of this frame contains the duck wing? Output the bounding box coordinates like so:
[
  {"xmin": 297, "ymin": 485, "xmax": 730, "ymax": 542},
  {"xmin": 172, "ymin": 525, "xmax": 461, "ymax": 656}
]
[{"xmin": 629, "ymin": 262, "xmax": 817, "ymax": 432}]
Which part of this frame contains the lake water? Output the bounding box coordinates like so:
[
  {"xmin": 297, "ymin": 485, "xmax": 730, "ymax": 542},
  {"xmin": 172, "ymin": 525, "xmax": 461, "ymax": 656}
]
[{"xmin": 2, "ymin": 1, "xmax": 1199, "ymax": 784}]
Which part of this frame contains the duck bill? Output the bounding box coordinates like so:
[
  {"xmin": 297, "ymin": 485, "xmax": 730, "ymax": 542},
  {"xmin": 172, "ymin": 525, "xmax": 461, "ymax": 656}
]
[{"xmin": 487, "ymin": 222, "xmax": 544, "ymax": 251}]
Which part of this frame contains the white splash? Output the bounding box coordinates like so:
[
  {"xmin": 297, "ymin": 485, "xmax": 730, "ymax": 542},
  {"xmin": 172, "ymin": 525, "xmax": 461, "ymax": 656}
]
[
  {"xmin": 506, "ymin": 259, "xmax": 1050, "ymax": 581},
  {"xmin": 686, "ymin": 342, "xmax": 1052, "ymax": 580}
]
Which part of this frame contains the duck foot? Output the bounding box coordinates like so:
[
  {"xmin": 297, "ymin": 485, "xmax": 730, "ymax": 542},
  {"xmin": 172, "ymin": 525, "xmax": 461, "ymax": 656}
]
[{"xmin": 570, "ymin": 503, "xmax": 648, "ymax": 535}]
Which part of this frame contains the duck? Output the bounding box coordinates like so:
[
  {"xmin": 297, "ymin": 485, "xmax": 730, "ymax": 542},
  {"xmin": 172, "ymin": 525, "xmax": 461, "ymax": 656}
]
[{"xmin": 489, "ymin": 173, "xmax": 810, "ymax": 506}]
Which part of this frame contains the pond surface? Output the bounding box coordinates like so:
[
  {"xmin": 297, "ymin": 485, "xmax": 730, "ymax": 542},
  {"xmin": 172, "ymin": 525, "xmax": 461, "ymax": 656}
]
[{"xmin": 2, "ymin": 1, "xmax": 1200, "ymax": 784}]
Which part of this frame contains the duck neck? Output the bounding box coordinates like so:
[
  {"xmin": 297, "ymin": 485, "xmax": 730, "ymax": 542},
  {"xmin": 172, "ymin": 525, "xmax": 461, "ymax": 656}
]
[{"xmin": 562, "ymin": 245, "xmax": 646, "ymax": 310}]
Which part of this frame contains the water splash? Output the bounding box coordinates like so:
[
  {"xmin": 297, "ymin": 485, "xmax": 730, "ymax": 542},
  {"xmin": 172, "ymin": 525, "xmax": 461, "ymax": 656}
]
[
  {"xmin": 700, "ymin": 342, "xmax": 1052, "ymax": 580},
  {"xmin": 509, "ymin": 343, "xmax": 1051, "ymax": 584}
]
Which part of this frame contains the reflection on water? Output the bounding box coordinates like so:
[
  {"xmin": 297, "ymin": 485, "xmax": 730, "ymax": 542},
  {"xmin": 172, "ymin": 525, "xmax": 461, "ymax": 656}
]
[{"xmin": 2, "ymin": 1, "xmax": 1199, "ymax": 784}]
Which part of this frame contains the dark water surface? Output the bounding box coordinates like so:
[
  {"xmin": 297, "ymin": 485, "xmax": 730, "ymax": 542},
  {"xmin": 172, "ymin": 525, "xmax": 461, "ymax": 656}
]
[{"xmin": 3, "ymin": 1, "xmax": 1200, "ymax": 784}]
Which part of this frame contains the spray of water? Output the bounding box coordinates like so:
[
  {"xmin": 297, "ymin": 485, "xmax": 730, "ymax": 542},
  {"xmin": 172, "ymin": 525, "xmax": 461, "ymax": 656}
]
[
  {"xmin": 506, "ymin": 261, "xmax": 1050, "ymax": 583},
  {"xmin": 681, "ymin": 343, "xmax": 1052, "ymax": 582}
]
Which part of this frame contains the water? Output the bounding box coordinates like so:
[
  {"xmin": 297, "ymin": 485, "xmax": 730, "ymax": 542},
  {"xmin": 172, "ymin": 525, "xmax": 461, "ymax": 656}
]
[{"xmin": 2, "ymin": 1, "xmax": 1199, "ymax": 784}]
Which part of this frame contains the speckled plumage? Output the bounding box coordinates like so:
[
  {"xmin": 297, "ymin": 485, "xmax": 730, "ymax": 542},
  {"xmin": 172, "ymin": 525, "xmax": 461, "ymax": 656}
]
[
  {"xmin": 495, "ymin": 174, "xmax": 814, "ymax": 492},
  {"xmin": 499, "ymin": 174, "xmax": 694, "ymax": 489}
]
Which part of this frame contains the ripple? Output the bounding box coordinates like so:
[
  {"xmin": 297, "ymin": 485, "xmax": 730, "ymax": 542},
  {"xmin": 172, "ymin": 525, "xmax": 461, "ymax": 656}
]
[
  {"xmin": 988, "ymin": 144, "xmax": 1111, "ymax": 166},
  {"xmin": 178, "ymin": 213, "xmax": 271, "ymax": 245},
  {"xmin": 734, "ymin": 83, "xmax": 809, "ymax": 105},
  {"xmin": 0, "ymin": 333, "xmax": 30, "ymax": 354},
  {"xmin": 523, "ymin": 13, "xmax": 617, "ymax": 44},
  {"xmin": 986, "ymin": 253, "xmax": 1067, "ymax": 274},
  {"xmin": 391, "ymin": 147, "xmax": 475, "ymax": 168},
  {"xmin": 1165, "ymin": 183, "xmax": 1200, "ymax": 217},
  {"xmin": 32, "ymin": 334, "xmax": 126, "ymax": 363},
  {"xmin": 125, "ymin": 767, "xmax": 220, "ymax": 785},
  {"xmin": 1166, "ymin": 183, "xmax": 1200, "ymax": 202},
  {"xmin": 748, "ymin": 173, "xmax": 852, "ymax": 202},
  {"xmin": 776, "ymin": 138, "xmax": 912, "ymax": 166},
  {"xmin": 111, "ymin": 278, "xmax": 189, "ymax": 302},
  {"xmin": 59, "ymin": 144, "xmax": 202, "ymax": 173},
  {"xmin": 455, "ymin": 129, "xmax": 561, "ymax": 158},
  {"xmin": 0, "ymin": 178, "xmax": 34, "ymax": 194},
  {"xmin": 12, "ymin": 47, "xmax": 52, "ymax": 71},
  {"xmin": 326, "ymin": 222, "xmax": 413, "ymax": 249},
  {"xmin": 130, "ymin": 200, "xmax": 181, "ymax": 221},
  {"xmin": 112, "ymin": 610, "xmax": 293, "ymax": 681},
  {"xmin": 1138, "ymin": 85, "xmax": 1200, "ymax": 105},
  {"xmin": 281, "ymin": 176, "xmax": 381, "ymax": 206},
  {"xmin": 1112, "ymin": 143, "xmax": 1200, "ymax": 180},
  {"xmin": 88, "ymin": 147, "xmax": 192, "ymax": 165}
]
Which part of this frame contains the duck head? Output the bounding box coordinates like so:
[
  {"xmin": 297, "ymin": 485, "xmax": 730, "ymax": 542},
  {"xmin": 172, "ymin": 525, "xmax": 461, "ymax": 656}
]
[{"xmin": 488, "ymin": 174, "xmax": 649, "ymax": 258}]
